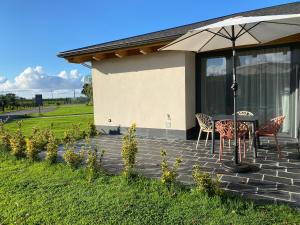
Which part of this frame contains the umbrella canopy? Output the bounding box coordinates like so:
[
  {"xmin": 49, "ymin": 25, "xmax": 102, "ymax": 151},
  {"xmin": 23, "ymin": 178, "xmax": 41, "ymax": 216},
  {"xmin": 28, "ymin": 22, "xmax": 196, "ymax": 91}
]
[
  {"xmin": 160, "ymin": 14, "xmax": 300, "ymax": 169},
  {"xmin": 160, "ymin": 14, "xmax": 300, "ymax": 52}
]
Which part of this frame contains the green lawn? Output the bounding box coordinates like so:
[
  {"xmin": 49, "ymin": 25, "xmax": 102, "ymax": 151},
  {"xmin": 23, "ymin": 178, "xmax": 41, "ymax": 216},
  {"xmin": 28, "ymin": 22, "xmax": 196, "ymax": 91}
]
[
  {"xmin": 0, "ymin": 152, "xmax": 299, "ymax": 225},
  {"xmin": 32, "ymin": 104, "xmax": 93, "ymax": 117},
  {"xmin": 4, "ymin": 114, "xmax": 93, "ymax": 138}
]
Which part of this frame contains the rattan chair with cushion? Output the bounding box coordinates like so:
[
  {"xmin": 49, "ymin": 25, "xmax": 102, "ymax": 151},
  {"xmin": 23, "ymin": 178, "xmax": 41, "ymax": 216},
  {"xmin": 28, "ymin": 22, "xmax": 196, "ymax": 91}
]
[
  {"xmin": 255, "ymin": 115, "xmax": 285, "ymax": 158},
  {"xmin": 195, "ymin": 113, "xmax": 213, "ymax": 149}
]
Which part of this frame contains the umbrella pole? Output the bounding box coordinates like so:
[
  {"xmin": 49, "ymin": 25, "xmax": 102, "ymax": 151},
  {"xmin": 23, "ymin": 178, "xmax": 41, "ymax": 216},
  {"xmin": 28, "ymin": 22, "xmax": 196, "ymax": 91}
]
[
  {"xmin": 231, "ymin": 27, "xmax": 239, "ymax": 165},
  {"xmin": 223, "ymin": 25, "xmax": 253, "ymax": 173}
]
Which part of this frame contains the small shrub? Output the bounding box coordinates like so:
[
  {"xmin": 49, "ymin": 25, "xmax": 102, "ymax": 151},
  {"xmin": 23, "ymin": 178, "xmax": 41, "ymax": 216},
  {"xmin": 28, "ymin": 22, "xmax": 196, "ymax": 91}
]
[
  {"xmin": 25, "ymin": 138, "xmax": 40, "ymax": 161},
  {"xmin": 10, "ymin": 121, "xmax": 26, "ymax": 158},
  {"xmin": 31, "ymin": 127, "xmax": 49, "ymax": 151},
  {"xmin": 45, "ymin": 131, "xmax": 58, "ymax": 164},
  {"xmin": 192, "ymin": 165, "xmax": 222, "ymax": 196},
  {"xmin": 0, "ymin": 120, "xmax": 11, "ymax": 151},
  {"xmin": 88, "ymin": 121, "xmax": 98, "ymax": 137},
  {"xmin": 121, "ymin": 123, "xmax": 138, "ymax": 177},
  {"xmin": 63, "ymin": 133, "xmax": 84, "ymax": 169},
  {"xmin": 64, "ymin": 148, "xmax": 84, "ymax": 169},
  {"xmin": 85, "ymin": 137, "xmax": 105, "ymax": 182},
  {"xmin": 160, "ymin": 150, "xmax": 182, "ymax": 186}
]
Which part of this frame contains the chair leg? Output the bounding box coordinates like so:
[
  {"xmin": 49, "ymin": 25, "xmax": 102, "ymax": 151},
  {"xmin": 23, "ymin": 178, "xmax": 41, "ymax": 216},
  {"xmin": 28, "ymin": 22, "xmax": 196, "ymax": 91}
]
[
  {"xmin": 238, "ymin": 138, "xmax": 242, "ymax": 163},
  {"xmin": 248, "ymin": 130, "xmax": 252, "ymax": 150},
  {"xmin": 228, "ymin": 139, "xmax": 231, "ymax": 148},
  {"xmin": 219, "ymin": 137, "xmax": 224, "ymax": 161},
  {"xmin": 196, "ymin": 129, "xmax": 202, "ymax": 150},
  {"xmin": 205, "ymin": 132, "xmax": 209, "ymax": 147},
  {"xmin": 243, "ymin": 135, "xmax": 246, "ymax": 159},
  {"xmin": 274, "ymin": 135, "xmax": 281, "ymax": 159}
]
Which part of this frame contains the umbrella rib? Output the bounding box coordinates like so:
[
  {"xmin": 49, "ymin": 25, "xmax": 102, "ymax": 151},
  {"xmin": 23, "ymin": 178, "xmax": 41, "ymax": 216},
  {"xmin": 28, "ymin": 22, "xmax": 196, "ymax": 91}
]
[
  {"xmin": 235, "ymin": 24, "xmax": 247, "ymax": 38},
  {"xmin": 197, "ymin": 29, "xmax": 220, "ymax": 53},
  {"xmin": 236, "ymin": 22, "xmax": 261, "ymax": 39},
  {"xmin": 221, "ymin": 27, "xmax": 232, "ymax": 39},
  {"xmin": 206, "ymin": 29, "xmax": 231, "ymax": 39},
  {"xmin": 236, "ymin": 23, "xmax": 262, "ymax": 44}
]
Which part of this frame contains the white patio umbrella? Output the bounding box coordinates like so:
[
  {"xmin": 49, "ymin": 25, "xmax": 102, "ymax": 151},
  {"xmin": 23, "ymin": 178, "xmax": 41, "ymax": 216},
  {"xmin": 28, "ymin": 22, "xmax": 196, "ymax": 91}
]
[{"xmin": 160, "ymin": 14, "xmax": 300, "ymax": 172}]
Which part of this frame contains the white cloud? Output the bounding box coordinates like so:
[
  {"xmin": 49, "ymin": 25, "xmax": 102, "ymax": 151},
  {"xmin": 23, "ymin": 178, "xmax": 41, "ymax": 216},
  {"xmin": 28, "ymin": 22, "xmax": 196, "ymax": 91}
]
[{"xmin": 0, "ymin": 66, "xmax": 86, "ymax": 98}]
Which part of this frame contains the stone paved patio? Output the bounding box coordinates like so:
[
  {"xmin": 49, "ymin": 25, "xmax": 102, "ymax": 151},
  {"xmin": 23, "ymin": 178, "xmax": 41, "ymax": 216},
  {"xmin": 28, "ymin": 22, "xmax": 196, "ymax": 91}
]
[{"xmin": 62, "ymin": 135, "xmax": 300, "ymax": 208}]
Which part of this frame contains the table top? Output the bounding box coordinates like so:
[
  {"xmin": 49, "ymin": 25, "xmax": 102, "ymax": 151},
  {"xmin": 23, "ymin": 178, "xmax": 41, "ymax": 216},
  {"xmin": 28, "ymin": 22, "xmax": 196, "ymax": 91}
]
[{"xmin": 211, "ymin": 114, "xmax": 259, "ymax": 122}]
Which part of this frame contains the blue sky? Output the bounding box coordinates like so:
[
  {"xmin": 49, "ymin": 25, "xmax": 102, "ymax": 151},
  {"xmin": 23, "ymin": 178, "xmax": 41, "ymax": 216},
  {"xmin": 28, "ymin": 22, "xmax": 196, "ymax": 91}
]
[{"xmin": 0, "ymin": 0, "xmax": 296, "ymax": 97}]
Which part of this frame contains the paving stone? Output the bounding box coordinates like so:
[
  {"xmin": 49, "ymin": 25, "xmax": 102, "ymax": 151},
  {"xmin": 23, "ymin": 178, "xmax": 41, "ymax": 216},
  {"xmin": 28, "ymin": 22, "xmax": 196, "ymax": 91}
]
[
  {"xmin": 227, "ymin": 183, "xmax": 257, "ymax": 193},
  {"xmin": 263, "ymin": 175, "xmax": 292, "ymax": 185},
  {"xmin": 247, "ymin": 179, "xmax": 277, "ymax": 190},
  {"xmin": 221, "ymin": 175, "xmax": 248, "ymax": 184},
  {"xmin": 242, "ymin": 193, "xmax": 275, "ymax": 205},
  {"xmin": 257, "ymin": 189, "xmax": 291, "ymax": 201},
  {"xmin": 277, "ymin": 171, "xmax": 300, "ymax": 180},
  {"xmin": 277, "ymin": 184, "xmax": 300, "ymax": 193},
  {"xmin": 290, "ymin": 193, "xmax": 300, "ymax": 202}
]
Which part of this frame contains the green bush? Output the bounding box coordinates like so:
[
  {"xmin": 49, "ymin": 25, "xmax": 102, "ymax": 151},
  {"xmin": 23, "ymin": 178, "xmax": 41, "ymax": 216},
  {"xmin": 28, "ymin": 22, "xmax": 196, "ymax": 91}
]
[
  {"xmin": 88, "ymin": 121, "xmax": 98, "ymax": 137},
  {"xmin": 63, "ymin": 124, "xmax": 87, "ymax": 143},
  {"xmin": 25, "ymin": 138, "xmax": 40, "ymax": 161},
  {"xmin": 63, "ymin": 147, "xmax": 84, "ymax": 169},
  {"xmin": 45, "ymin": 130, "xmax": 58, "ymax": 164},
  {"xmin": 0, "ymin": 120, "xmax": 11, "ymax": 151},
  {"xmin": 9, "ymin": 121, "xmax": 26, "ymax": 158},
  {"xmin": 192, "ymin": 164, "xmax": 222, "ymax": 196},
  {"xmin": 121, "ymin": 123, "xmax": 138, "ymax": 177},
  {"xmin": 31, "ymin": 127, "xmax": 49, "ymax": 151},
  {"xmin": 63, "ymin": 132, "xmax": 84, "ymax": 169},
  {"xmin": 85, "ymin": 137, "xmax": 105, "ymax": 182},
  {"xmin": 160, "ymin": 150, "xmax": 182, "ymax": 187}
]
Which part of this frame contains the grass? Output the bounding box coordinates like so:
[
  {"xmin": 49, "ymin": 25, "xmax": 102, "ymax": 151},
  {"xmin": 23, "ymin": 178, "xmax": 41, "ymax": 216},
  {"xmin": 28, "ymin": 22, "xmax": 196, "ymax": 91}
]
[
  {"xmin": 31, "ymin": 104, "xmax": 93, "ymax": 117},
  {"xmin": 4, "ymin": 114, "xmax": 93, "ymax": 138},
  {"xmin": 0, "ymin": 151, "xmax": 299, "ymax": 225}
]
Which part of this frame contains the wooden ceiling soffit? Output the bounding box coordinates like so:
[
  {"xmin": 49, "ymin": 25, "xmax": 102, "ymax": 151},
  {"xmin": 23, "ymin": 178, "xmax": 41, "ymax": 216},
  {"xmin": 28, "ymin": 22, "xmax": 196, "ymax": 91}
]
[
  {"xmin": 92, "ymin": 54, "xmax": 106, "ymax": 61},
  {"xmin": 139, "ymin": 46, "xmax": 153, "ymax": 55},
  {"xmin": 115, "ymin": 50, "xmax": 128, "ymax": 58}
]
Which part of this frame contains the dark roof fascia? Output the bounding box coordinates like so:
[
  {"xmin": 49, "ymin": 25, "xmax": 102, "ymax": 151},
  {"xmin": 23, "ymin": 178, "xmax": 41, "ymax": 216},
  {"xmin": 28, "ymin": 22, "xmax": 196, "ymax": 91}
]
[{"xmin": 57, "ymin": 1, "xmax": 300, "ymax": 58}]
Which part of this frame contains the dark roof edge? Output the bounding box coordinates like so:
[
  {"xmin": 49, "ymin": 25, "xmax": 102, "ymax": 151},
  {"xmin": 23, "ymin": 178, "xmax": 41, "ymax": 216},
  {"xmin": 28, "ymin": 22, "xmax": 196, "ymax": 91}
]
[{"xmin": 57, "ymin": 1, "xmax": 299, "ymax": 58}]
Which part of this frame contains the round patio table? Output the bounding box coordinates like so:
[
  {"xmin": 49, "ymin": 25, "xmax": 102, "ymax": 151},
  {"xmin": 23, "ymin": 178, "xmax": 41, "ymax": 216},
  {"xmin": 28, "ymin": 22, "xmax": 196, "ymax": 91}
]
[{"xmin": 210, "ymin": 114, "xmax": 260, "ymax": 158}]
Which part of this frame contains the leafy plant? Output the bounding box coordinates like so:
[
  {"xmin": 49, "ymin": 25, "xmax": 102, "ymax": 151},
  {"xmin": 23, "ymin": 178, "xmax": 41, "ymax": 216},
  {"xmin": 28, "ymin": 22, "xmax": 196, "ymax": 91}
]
[
  {"xmin": 160, "ymin": 150, "xmax": 182, "ymax": 186},
  {"xmin": 63, "ymin": 132, "xmax": 84, "ymax": 169},
  {"xmin": 31, "ymin": 127, "xmax": 49, "ymax": 151},
  {"xmin": 85, "ymin": 137, "xmax": 105, "ymax": 182},
  {"xmin": 192, "ymin": 165, "xmax": 222, "ymax": 196},
  {"xmin": 45, "ymin": 130, "xmax": 58, "ymax": 164},
  {"xmin": 25, "ymin": 138, "xmax": 40, "ymax": 161},
  {"xmin": 121, "ymin": 123, "xmax": 138, "ymax": 177},
  {"xmin": 9, "ymin": 121, "xmax": 26, "ymax": 158},
  {"xmin": 88, "ymin": 121, "xmax": 98, "ymax": 137},
  {"xmin": 0, "ymin": 119, "xmax": 11, "ymax": 151}
]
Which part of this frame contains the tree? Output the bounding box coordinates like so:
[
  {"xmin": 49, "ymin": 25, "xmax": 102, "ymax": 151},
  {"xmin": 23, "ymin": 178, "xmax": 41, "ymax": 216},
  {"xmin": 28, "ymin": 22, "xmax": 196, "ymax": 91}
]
[{"xmin": 81, "ymin": 83, "xmax": 93, "ymax": 105}]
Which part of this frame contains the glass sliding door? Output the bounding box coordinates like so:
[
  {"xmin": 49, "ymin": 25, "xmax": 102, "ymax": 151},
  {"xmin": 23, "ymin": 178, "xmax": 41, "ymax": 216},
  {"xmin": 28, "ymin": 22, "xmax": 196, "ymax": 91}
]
[
  {"xmin": 237, "ymin": 47, "xmax": 294, "ymax": 135},
  {"xmin": 198, "ymin": 46, "xmax": 296, "ymax": 137},
  {"xmin": 200, "ymin": 56, "xmax": 229, "ymax": 115}
]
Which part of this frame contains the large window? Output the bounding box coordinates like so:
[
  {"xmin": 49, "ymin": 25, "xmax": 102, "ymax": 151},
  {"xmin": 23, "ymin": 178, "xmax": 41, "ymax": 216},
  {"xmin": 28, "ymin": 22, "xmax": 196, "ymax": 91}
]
[
  {"xmin": 237, "ymin": 47, "xmax": 293, "ymax": 134},
  {"xmin": 200, "ymin": 57, "xmax": 228, "ymax": 115},
  {"xmin": 199, "ymin": 46, "xmax": 296, "ymax": 136}
]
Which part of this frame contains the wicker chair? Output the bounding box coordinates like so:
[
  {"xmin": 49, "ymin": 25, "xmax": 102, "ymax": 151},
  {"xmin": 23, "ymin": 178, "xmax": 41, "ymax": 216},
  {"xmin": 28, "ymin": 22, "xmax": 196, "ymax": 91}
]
[
  {"xmin": 195, "ymin": 113, "xmax": 213, "ymax": 149},
  {"xmin": 215, "ymin": 120, "xmax": 248, "ymax": 161},
  {"xmin": 255, "ymin": 115, "xmax": 285, "ymax": 158}
]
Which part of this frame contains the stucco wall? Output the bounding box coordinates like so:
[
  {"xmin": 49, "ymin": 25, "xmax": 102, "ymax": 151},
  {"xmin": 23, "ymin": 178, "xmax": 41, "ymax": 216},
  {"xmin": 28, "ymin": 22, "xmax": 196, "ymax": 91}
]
[{"xmin": 92, "ymin": 51, "xmax": 195, "ymax": 137}]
